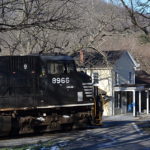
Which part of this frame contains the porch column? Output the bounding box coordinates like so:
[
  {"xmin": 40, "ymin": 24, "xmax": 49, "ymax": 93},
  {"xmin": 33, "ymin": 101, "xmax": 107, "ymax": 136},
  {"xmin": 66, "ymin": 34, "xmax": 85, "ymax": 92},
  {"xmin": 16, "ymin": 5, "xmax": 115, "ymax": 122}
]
[
  {"xmin": 146, "ymin": 90, "xmax": 149, "ymax": 114},
  {"xmin": 112, "ymin": 91, "xmax": 115, "ymax": 116},
  {"xmin": 139, "ymin": 91, "xmax": 142, "ymax": 114},
  {"xmin": 133, "ymin": 90, "xmax": 136, "ymax": 117}
]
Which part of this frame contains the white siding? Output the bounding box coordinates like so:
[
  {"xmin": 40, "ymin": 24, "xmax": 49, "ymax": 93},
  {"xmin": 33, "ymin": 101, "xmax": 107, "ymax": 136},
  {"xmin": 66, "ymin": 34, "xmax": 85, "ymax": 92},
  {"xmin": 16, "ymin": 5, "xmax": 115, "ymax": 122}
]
[
  {"xmin": 113, "ymin": 52, "xmax": 136, "ymax": 86},
  {"xmin": 86, "ymin": 69, "xmax": 113, "ymax": 96},
  {"xmin": 77, "ymin": 51, "xmax": 138, "ymax": 116},
  {"xmin": 86, "ymin": 68, "xmax": 113, "ymax": 116}
]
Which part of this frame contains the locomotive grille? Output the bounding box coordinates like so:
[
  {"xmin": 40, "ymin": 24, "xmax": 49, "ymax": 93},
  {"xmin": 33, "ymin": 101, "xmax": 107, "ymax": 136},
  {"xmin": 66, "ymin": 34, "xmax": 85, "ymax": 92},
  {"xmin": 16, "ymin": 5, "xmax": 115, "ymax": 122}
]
[{"xmin": 82, "ymin": 83, "xmax": 93, "ymax": 98}]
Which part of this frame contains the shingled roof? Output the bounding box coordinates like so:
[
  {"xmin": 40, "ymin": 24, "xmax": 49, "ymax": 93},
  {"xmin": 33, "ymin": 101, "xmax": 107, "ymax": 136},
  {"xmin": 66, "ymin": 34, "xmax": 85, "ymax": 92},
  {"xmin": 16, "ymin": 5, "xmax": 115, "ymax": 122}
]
[{"xmin": 72, "ymin": 50, "xmax": 126, "ymax": 68}]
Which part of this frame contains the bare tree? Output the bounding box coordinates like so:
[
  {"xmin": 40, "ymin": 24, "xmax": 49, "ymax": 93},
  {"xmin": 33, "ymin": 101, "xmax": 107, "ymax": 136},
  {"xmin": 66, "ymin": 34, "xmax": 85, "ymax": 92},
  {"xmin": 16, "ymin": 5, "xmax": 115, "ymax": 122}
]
[
  {"xmin": 118, "ymin": 0, "xmax": 150, "ymax": 35},
  {"xmin": 0, "ymin": 0, "xmax": 82, "ymax": 32},
  {"xmin": 70, "ymin": 0, "xmax": 131, "ymax": 56},
  {"xmin": 0, "ymin": 0, "xmax": 138, "ymax": 56},
  {"xmin": 0, "ymin": 0, "xmax": 86, "ymax": 55}
]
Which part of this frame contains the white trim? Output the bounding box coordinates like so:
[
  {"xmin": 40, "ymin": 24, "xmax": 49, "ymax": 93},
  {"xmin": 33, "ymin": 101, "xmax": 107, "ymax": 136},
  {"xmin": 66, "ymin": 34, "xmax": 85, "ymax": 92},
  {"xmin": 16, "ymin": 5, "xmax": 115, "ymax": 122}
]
[
  {"xmin": 84, "ymin": 67, "xmax": 112, "ymax": 70},
  {"xmin": 133, "ymin": 91, "xmax": 136, "ymax": 117},
  {"xmin": 114, "ymin": 86, "xmax": 144, "ymax": 91},
  {"xmin": 86, "ymin": 95, "xmax": 93, "ymax": 97},
  {"xmin": 139, "ymin": 91, "xmax": 142, "ymax": 113},
  {"xmin": 147, "ymin": 90, "xmax": 149, "ymax": 114},
  {"xmin": 84, "ymin": 89, "xmax": 93, "ymax": 92},
  {"xmin": 37, "ymin": 103, "xmax": 94, "ymax": 109},
  {"xmin": 83, "ymin": 86, "xmax": 93, "ymax": 88},
  {"xmin": 127, "ymin": 51, "xmax": 140, "ymax": 68},
  {"xmin": 85, "ymin": 92, "xmax": 93, "ymax": 94},
  {"xmin": 82, "ymin": 83, "xmax": 93, "ymax": 85}
]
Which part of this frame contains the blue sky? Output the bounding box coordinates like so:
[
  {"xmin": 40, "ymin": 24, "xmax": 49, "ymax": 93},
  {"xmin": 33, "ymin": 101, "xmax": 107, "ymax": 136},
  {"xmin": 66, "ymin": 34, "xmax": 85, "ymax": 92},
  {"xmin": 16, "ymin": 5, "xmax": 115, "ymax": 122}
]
[
  {"xmin": 122, "ymin": 0, "xmax": 150, "ymax": 13},
  {"xmin": 124, "ymin": 0, "xmax": 149, "ymax": 5},
  {"xmin": 104, "ymin": 0, "xmax": 150, "ymax": 13},
  {"xmin": 105, "ymin": 0, "xmax": 149, "ymax": 5}
]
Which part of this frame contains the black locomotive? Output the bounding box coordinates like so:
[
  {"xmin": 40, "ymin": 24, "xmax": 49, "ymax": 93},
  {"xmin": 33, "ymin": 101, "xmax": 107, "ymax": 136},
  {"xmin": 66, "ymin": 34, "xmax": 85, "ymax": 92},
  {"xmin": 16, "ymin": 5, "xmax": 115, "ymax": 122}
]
[{"xmin": 0, "ymin": 55, "xmax": 102, "ymax": 136}]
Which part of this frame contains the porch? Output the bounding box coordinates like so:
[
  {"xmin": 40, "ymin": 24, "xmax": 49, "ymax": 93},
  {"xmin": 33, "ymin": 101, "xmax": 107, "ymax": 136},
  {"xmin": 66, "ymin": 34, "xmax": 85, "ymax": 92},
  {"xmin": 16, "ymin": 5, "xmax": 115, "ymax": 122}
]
[{"xmin": 114, "ymin": 85, "xmax": 150, "ymax": 117}]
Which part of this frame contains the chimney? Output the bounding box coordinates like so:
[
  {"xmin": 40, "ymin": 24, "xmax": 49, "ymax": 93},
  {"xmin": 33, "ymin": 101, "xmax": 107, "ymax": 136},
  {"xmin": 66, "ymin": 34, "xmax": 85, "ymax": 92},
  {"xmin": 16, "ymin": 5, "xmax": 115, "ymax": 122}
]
[{"xmin": 79, "ymin": 50, "xmax": 84, "ymax": 64}]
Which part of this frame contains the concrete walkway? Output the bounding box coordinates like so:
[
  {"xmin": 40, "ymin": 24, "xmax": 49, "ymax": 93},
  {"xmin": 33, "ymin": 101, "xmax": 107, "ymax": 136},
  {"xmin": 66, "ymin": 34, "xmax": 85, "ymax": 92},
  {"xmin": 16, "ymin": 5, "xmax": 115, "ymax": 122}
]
[
  {"xmin": 99, "ymin": 114, "xmax": 150, "ymax": 150},
  {"xmin": 103, "ymin": 114, "xmax": 150, "ymax": 122}
]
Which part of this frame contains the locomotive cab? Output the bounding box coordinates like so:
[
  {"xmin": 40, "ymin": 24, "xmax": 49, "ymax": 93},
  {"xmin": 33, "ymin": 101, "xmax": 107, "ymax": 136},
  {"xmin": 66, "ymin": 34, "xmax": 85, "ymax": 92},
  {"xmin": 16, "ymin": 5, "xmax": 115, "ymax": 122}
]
[{"xmin": 38, "ymin": 55, "xmax": 93, "ymax": 107}]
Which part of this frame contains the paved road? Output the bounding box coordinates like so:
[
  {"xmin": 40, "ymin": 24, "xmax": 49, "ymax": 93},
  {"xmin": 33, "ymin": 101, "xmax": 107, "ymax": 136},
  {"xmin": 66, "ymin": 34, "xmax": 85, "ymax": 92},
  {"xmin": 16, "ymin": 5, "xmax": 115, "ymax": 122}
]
[
  {"xmin": 0, "ymin": 114, "xmax": 150, "ymax": 150},
  {"xmin": 64, "ymin": 115, "xmax": 150, "ymax": 150}
]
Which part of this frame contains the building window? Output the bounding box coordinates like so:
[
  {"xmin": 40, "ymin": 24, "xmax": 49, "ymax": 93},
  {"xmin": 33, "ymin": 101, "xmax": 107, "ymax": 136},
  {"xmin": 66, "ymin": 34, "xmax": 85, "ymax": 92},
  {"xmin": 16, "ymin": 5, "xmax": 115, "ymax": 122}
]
[
  {"xmin": 93, "ymin": 72, "xmax": 99, "ymax": 84},
  {"xmin": 129, "ymin": 72, "xmax": 132, "ymax": 83},
  {"xmin": 115, "ymin": 72, "xmax": 119, "ymax": 85}
]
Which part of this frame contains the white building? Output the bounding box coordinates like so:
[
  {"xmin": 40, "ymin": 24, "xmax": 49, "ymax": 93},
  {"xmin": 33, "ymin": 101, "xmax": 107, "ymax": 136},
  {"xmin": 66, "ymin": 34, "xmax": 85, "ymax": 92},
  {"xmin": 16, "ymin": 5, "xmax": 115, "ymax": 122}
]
[{"xmin": 73, "ymin": 50, "xmax": 149, "ymax": 116}]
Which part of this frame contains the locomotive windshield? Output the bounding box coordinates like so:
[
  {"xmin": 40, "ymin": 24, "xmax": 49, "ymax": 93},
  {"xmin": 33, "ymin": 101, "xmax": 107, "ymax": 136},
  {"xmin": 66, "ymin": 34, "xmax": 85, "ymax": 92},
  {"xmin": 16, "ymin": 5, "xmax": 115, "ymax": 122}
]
[{"xmin": 47, "ymin": 61, "xmax": 76, "ymax": 74}]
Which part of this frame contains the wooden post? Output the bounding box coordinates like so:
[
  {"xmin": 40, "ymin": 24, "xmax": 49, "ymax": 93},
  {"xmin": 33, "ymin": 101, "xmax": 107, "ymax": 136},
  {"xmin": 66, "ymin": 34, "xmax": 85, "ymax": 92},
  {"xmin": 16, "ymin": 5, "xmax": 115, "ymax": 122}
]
[{"xmin": 139, "ymin": 91, "xmax": 141, "ymax": 114}]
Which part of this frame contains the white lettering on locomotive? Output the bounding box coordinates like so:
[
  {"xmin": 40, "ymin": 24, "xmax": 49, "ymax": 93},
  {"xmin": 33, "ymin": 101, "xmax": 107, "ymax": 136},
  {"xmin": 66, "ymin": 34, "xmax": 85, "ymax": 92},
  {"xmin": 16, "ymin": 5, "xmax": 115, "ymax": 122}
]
[{"xmin": 52, "ymin": 77, "xmax": 70, "ymax": 84}]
